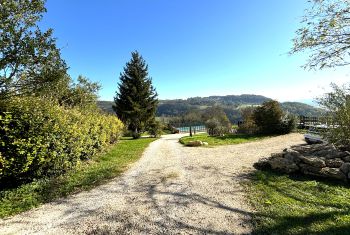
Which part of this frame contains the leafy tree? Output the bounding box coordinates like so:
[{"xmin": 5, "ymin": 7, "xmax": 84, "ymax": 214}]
[
  {"xmin": 202, "ymin": 106, "xmax": 231, "ymax": 136},
  {"xmin": 57, "ymin": 75, "xmax": 101, "ymax": 109},
  {"xmin": 238, "ymin": 106, "xmax": 257, "ymax": 134},
  {"xmin": 318, "ymin": 83, "xmax": 350, "ymax": 149},
  {"xmin": 0, "ymin": 0, "xmax": 67, "ymax": 100},
  {"xmin": 113, "ymin": 51, "xmax": 158, "ymax": 139},
  {"xmin": 253, "ymin": 100, "xmax": 295, "ymax": 135},
  {"xmin": 291, "ymin": 0, "xmax": 350, "ymax": 69}
]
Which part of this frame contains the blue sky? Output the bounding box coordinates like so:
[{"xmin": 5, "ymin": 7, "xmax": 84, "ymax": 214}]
[{"xmin": 40, "ymin": 0, "xmax": 349, "ymax": 104}]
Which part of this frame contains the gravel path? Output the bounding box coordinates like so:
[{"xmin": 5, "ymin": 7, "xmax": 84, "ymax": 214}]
[{"xmin": 0, "ymin": 133, "xmax": 304, "ymax": 235}]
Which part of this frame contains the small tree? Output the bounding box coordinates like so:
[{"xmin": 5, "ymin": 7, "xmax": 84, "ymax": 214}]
[
  {"xmin": 203, "ymin": 106, "xmax": 231, "ymax": 136},
  {"xmin": 113, "ymin": 51, "xmax": 158, "ymax": 139},
  {"xmin": 147, "ymin": 120, "xmax": 162, "ymax": 138},
  {"xmin": 253, "ymin": 100, "xmax": 295, "ymax": 135},
  {"xmin": 238, "ymin": 106, "xmax": 257, "ymax": 134},
  {"xmin": 318, "ymin": 83, "xmax": 350, "ymax": 149}
]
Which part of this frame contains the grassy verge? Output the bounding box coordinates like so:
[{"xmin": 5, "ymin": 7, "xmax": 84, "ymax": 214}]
[
  {"xmin": 179, "ymin": 133, "xmax": 268, "ymax": 146},
  {"xmin": 245, "ymin": 170, "xmax": 350, "ymax": 235},
  {"xmin": 0, "ymin": 137, "xmax": 156, "ymax": 218}
]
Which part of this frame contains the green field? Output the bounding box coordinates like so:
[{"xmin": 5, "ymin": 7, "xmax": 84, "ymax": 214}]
[
  {"xmin": 179, "ymin": 133, "xmax": 268, "ymax": 146},
  {"xmin": 0, "ymin": 137, "xmax": 156, "ymax": 218},
  {"xmin": 246, "ymin": 170, "xmax": 350, "ymax": 235}
]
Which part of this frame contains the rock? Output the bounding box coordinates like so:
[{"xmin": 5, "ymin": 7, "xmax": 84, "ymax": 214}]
[
  {"xmin": 325, "ymin": 158, "xmax": 344, "ymax": 168},
  {"xmin": 340, "ymin": 163, "xmax": 350, "ymax": 175},
  {"xmin": 320, "ymin": 167, "xmax": 346, "ymax": 180},
  {"xmin": 186, "ymin": 140, "xmax": 202, "ymax": 147},
  {"xmin": 299, "ymin": 156, "xmax": 326, "ymax": 168},
  {"xmin": 253, "ymin": 158, "xmax": 271, "ymax": 170},
  {"xmin": 335, "ymin": 151, "xmax": 349, "ymax": 158},
  {"xmin": 284, "ymin": 152, "xmax": 302, "ymax": 164},
  {"xmin": 271, "ymin": 152, "xmax": 284, "ymax": 158},
  {"xmin": 269, "ymin": 157, "xmax": 299, "ymax": 173},
  {"xmin": 343, "ymin": 156, "xmax": 350, "ymax": 163},
  {"xmin": 299, "ymin": 163, "xmax": 323, "ymax": 176}
]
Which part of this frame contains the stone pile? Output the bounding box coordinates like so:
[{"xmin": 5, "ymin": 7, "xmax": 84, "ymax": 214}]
[{"xmin": 254, "ymin": 143, "xmax": 350, "ymax": 181}]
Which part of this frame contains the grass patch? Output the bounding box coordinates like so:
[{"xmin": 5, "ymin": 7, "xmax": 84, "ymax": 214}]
[
  {"xmin": 245, "ymin": 170, "xmax": 350, "ymax": 235},
  {"xmin": 0, "ymin": 137, "xmax": 156, "ymax": 218},
  {"xmin": 179, "ymin": 133, "xmax": 268, "ymax": 146}
]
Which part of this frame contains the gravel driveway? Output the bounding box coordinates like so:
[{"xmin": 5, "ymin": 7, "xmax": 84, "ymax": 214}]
[{"xmin": 0, "ymin": 133, "xmax": 304, "ymax": 235}]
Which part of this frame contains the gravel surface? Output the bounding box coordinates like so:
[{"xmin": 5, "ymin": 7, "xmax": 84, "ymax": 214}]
[{"xmin": 0, "ymin": 133, "xmax": 305, "ymax": 235}]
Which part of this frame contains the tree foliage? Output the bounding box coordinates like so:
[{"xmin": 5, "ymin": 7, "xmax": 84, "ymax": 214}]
[
  {"xmin": 238, "ymin": 106, "xmax": 257, "ymax": 134},
  {"xmin": 253, "ymin": 100, "xmax": 296, "ymax": 135},
  {"xmin": 113, "ymin": 51, "xmax": 158, "ymax": 138},
  {"xmin": 292, "ymin": 0, "xmax": 350, "ymax": 69},
  {"xmin": 318, "ymin": 83, "xmax": 350, "ymax": 149},
  {"xmin": 203, "ymin": 106, "xmax": 231, "ymax": 136},
  {"xmin": 0, "ymin": 0, "xmax": 67, "ymax": 99}
]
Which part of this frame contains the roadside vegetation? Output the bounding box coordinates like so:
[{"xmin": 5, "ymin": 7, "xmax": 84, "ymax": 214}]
[
  {"xmin": 0, "ymin": 1, "xmax": 159, "ymax": 219},
  {"xmin": 246, "ymin": 170, "xmax": 350, "ymax": 234},
  {"xmin": 0, "ymin": 137, "xmax": 156, "ymax": 218},
  {"xmin": 179, "ymin": 133, "xmax": 268, "ymax": 146}
]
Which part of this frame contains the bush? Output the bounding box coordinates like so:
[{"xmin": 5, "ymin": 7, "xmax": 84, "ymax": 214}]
[
  {"xmin": 0, "ymin": 97, "xmax": 123, "ymax": 185},
  {"xmin": 318, "ymin": 83, "xmax": 350, "ymax": 149},
  {"xmin": 253, "ymin": 100, "xmax": 296, "ymax": 135},
  {"xmin": 237, "ymin": 107, "xmax": 257, "ymax": 134},
  {"xmin": 205, "ymin": 118, "xmax": 229, "ymax": 136},
  {"xmin": 203, "ymin": 106, "xmax": 231, "ymax": 136},
  {"xmin": 147, "ymin": 120, "xmax": 162, "ymax": 137}
]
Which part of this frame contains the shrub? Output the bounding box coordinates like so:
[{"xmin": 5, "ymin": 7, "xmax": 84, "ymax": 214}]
[
  {"xmin": 318, "ymin": 83, "xmax": 350, "ymax": 149},
  {"xmin": 205, "ymin": 118, "xmax": 229, "ymax": 136},
  {"xmin": 203, "ymin": 106, "xmax": 231, "ymax": 136},
  {"xmin": 0, "ymin": 97, "xmax": 123, "ymax": 185},
  {"xmin": 147, "ymin": 120, "xmax": 162, "ymax": 137},
  {"xmin": 237, "ymin": 107, "xmax": 257, "ymax": 134},
  {"xmin": 253, "ymin": 100, "xmax": 296, "ymax": 135}
]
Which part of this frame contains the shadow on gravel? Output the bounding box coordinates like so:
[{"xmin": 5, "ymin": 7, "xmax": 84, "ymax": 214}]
[{"xmin": 81, "ymin": 168, "xmax": 252, "ymax": 234}]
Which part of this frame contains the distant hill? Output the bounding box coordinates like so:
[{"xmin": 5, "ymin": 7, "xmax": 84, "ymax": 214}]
[
  {"xmin": 98, "ymin": 94, "xmax": 324, "ymax": 123},
  {"xmin": 98, "ymin": 101, "xmax": 114, "ymax": 114}
]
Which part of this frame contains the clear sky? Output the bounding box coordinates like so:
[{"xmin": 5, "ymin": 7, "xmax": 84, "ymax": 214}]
[{"xmin": 40, "ymin": 0, "xmax": 349, "ymax": 104}]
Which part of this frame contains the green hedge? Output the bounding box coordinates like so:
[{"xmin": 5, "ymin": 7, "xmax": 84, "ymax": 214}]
[{"xmin": 0, "ymin": 97, "xmax": 124, "ymax": 185}]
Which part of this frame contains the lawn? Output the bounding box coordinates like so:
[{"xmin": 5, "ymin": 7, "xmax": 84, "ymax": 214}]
[
  {"xmin": 245, "ymin": 170, "xmax": 350, "ymax": 235},
  {"xmin": 0, "ymin": 137, "xmax": 156, "ymax": 218},
  {"xmin": 179, "ymin": 133, "xmax": 268, "ymax": 146}
]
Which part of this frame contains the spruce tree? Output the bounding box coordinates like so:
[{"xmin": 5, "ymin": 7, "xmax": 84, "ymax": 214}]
[{"xmin": 113, "ymin": 51, "xmax": 158, "ymax": 139}]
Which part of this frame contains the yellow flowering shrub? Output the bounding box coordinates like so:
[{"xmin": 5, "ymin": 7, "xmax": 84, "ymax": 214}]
[{"xmin": 0, "ymin": 97, "xmax": 123, "ymax": 184}]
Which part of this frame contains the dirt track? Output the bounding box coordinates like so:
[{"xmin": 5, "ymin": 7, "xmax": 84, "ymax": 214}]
[{"xmin": 0, "ymin": 133, "xmax": 305, "ymax": 235}]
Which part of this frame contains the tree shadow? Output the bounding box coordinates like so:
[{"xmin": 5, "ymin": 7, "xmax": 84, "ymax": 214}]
[{"xmin": 249, "ymin": 170, "xmax": 350, "ymax": 235}]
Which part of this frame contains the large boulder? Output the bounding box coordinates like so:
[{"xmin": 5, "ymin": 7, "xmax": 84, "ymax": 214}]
[
  {"xmin": 186, "ymin": 140, "xmax": 203, "ymax": 147},
  {"xmin": 340, "ymin": 163, "xmax": 350, "ymax": 175},
  {"xmin": 299, "ymin": 163, "xmax": 323, "ymax": 176},
  {"xmin": 269, "ymin": 157, "xmax": 299, "ymax": 173},
  {"xmin": 320, "ymin": 167, "xmax": 347, "ymax": 180},
  {"xmin": 254, "ymin": 158, "xmax": 271, "ymax": 170},
  {"xmin": 343, "ymin": 156, "xmax": 350, "ymax": 163},
  {"xmin": 284, "ymin": 150, "xmax": 302, "ymax": 163},
  {"xmin": 299, "ymin": 156, "xmax": 326, "ymax": 168}
]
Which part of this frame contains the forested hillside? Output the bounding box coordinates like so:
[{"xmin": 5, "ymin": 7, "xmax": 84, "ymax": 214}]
[{"xmin": 98, "ymin": 94, "xmax": 324, "ymax": 123}]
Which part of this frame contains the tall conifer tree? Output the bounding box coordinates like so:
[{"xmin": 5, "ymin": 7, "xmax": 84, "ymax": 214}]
[{"xmin": 113, "ymin": 51, "xmax": 158, "ymax": 138}]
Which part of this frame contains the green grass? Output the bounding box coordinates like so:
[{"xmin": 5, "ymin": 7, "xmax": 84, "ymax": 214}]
[
  {"xmin": 245, "ymin": 170, "xmax": 350, "ymax": 235},
  {"xmin": 0, "ymin": 137, "xmax": 156, "ymax": 218},
  {"xmin": 179, "ymin": 133, "xmax": 268, "ymax": 146}
]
